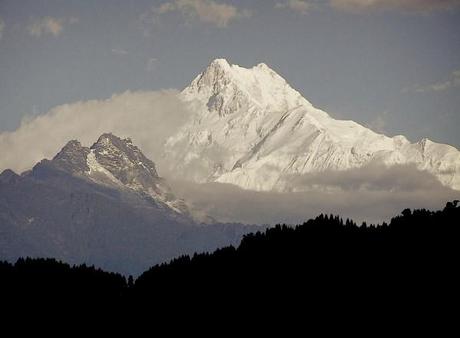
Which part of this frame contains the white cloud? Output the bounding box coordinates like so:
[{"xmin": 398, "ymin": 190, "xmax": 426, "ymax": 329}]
[
  {"xmin": 275, "ymin": 0, "xmax": 313, "ymax": 15},
  {"xmin": 417, "ymin": 81, "xmax": 452, "ymax": 92},
  {"xmin": 27, "ymin": 16, "xmax": 78, "ymax": 37},
  {"xmin": 0, "ymin": 18, "xmax": 5, "ymax": 40},
  {"xmin": 405, "ymin": 69, "xmax": 460, "ymax": 93},
  {"xmin": 0, "ymin": 90, "xmax": 191, "ymax": 175},
  {"xmin": 150, "ymin": 0, "xmax": 251, "ymax": 27},
  {"xmin": 329, "ymin": 0, "xmax": 460, "ymax": 13}
]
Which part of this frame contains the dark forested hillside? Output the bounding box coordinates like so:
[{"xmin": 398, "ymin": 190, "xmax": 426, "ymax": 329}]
[
  {"xmin": 1, "ymin": 201, "xmax": 459, "ymax": 315},
  {"xmin": 133, "ymin": 200, "xmax": 460, "ymax": 312}
]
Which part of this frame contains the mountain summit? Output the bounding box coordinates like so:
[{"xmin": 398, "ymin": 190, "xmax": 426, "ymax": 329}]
[
  {"xmin": 165, "ymin": 59, "xmax": 460, "ymax": 191},
  {"xmin": 181, "ymin": 58, "xmax": 312, "ymax": 117},
  {"xmin": 39, "ymin": 133, "xmax": 188, "ymax": 215}
]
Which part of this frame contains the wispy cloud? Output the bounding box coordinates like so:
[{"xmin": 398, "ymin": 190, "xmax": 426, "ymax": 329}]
[
  {"xmin": 0, "ymin": 18, "xmax": 5, "ymax": 40},
  {"xmin": 111, "ymin": 48, "xmax": 129, "ymax": 56},
  {"xmin": 275, "ymin": 0, "xmax": 314, "ymax": 15},
  {"xmin": 27, "ymin": 16, "xmax": 79, "ymax": 37},
  {"xmin": 329, "ymin": 0, "xmax": 460, "ymax": 14},
  {"xmin": 149, "ymin": 0, "xmax": 252, "ymax": 28},
  {"xmin": 404, "ymin": 69, "xmax": 460, "ymax": 93},
  {"xmin": 272, "ymin": 1, "xmax": 459, "ymax": 16}
]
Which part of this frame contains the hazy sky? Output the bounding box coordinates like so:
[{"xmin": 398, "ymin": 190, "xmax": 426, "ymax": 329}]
[{"xmin": 1, "ymin": 0, "xmax": 460, "ymax": 147}]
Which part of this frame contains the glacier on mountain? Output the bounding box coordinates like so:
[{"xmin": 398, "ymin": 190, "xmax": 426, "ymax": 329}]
[{"xmin": 164, "ymin": 58, "xmax": 460, "ymax": 191}]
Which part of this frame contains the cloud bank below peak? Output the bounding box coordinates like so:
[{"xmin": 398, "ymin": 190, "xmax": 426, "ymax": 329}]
[{"xmin": 168, "ymin": 164, "xmax": 459, "ymax": 225}]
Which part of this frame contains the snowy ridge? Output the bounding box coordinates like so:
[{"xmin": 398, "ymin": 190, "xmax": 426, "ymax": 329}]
[{"xmin": 164, "ymin": 58, "xmax": 460, "ymax": 191}]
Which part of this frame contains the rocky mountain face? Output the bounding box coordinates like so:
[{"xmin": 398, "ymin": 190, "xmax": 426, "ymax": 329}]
[
  {"xmin": 50, "ymin": 133, "xmax": 189, "ymax": 215},
  {"xmin": 164, "ymin": 58, "xmax": 460, "ymax": 191},
  {"xmin": 0, "ymin": 134, "xmax": 257, "ymax": 275}
]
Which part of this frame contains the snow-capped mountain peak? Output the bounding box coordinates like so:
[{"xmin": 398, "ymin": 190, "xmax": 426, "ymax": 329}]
[
  {"xmin": 41, "ymin": 133, "xmax": 189, "ymax": 215},
  {"xmin": 165, "ymin": 59, "xmax": 460, "ymax": 191},
  {"xmin": 91, "ymin": 133, "xmax": 190, "ymax": 213},
  {"xmin": 90, "ymin": 133, "xmax": 159, "ymax": 186},
  {"xmin": 182, "ymin": 58, "xmax": 313, "ymax": 117}
]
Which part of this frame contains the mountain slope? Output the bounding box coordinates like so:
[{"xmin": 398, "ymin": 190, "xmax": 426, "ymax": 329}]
[
  {"xmin": 164, "ymin": 58, "xmax": 460, "ymax": 191},
  {"xmin": 0, "ymin": 134, "xmax": 257, "ymax": 275}
]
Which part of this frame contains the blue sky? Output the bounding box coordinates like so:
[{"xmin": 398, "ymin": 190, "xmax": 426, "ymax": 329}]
[{"xmin": 1, "ymin": 0, "xmax": 460, "ymax": 147}]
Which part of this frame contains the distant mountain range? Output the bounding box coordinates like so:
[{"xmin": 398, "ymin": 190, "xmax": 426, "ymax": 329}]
[
  {"xmin": 0, "ymin": 134, "xmax": 258, "ymax": 275},
  {"xmin": 165, "ymin": 59, "xmax": 460, "ymax": 191},
  {"xmin": 1, "ymin": 58, "xmax": 459, "ymax": 274}
]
